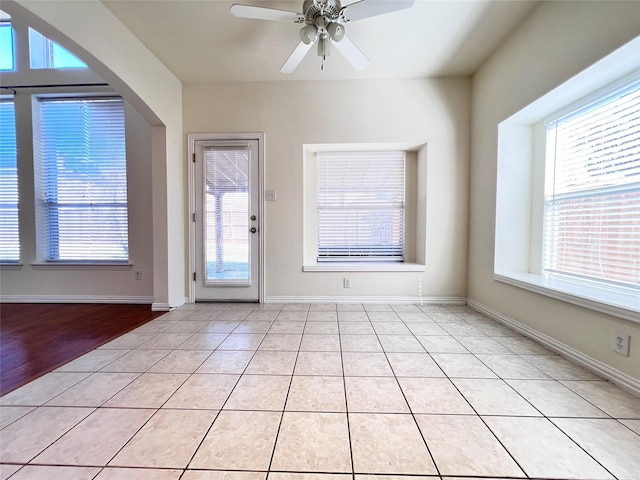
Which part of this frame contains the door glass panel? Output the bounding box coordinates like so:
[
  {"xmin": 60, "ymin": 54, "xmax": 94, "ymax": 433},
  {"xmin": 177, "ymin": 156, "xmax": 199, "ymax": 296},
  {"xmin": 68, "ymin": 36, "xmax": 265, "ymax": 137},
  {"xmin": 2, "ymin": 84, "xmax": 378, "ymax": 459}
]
[{"xmin": 203, "ymin": 147, "xmax": 250, "ymax": 284}]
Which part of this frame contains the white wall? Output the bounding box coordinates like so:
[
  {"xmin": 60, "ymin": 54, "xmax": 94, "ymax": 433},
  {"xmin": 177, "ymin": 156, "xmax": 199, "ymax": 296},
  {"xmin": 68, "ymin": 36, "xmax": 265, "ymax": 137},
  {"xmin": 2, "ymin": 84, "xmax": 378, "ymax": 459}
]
[
  {"xmin": 2, "ymin": 0, "xmax": 185, "ymax": 308},
  {"xmin": 469, "ymin": 1, "xmax": 640, "ymax": 381},
  {"xmin": 184, "ymin": 78, "xmax": 470, "ymax": 301},
  {"xmin": 0, "ymin": 101, "xmax": 155, "ymax": 301}
]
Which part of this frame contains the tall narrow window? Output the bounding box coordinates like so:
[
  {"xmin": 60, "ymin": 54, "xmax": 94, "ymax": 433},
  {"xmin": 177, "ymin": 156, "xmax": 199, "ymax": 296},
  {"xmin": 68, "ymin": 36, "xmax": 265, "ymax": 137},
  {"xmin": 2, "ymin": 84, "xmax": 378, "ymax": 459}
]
[
  {"xmin": 0, "ymin": 11, "xmax": 14, "ymax": 71},
  {"xmin": 317, "ymin": 151, "xmax": 406, "ymax": 262},
  {"xmin": 33, "ymin": 97, "xmax": 128, "ymax": 262},
  {"xmin": 543, "ymin": 81, "xmax": 640, "ymax": 288},
  {"xmin": 0, "ymin": 98, "xmax": 19, "ymax": 262}
]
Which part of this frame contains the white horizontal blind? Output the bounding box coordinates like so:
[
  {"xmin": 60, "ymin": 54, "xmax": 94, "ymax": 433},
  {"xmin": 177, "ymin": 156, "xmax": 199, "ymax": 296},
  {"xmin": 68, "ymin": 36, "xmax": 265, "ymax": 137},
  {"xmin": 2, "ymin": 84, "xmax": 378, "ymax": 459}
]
[
  {"xmin": 543, "ymin": 81, "xmax": 640, "ymax": 288},
  {"xmin": 0, "ymin": 99, "xmax": 19, "ymax": 261},
  {"xmin": 317, "ymin": 151, "xmax": 405, "ymax": 261},
  {"xmin": 33, "ymin": 97, "xmax": 128, "ymax": 261}
]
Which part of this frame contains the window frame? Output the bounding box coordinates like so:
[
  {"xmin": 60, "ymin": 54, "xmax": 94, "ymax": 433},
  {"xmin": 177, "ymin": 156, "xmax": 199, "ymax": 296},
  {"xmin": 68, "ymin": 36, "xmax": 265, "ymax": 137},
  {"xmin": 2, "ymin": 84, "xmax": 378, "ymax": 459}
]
[
  {"xmin": 0, "ymin": 97, "xmax": 20, "ymax": 263},
  {"xmin": 302, "ymin": 143, "xmax": 425, "ymax": 273},
  {"xmin": 316, "ymin": 150, "xmax": 407, "ymax": 263},
  {"xmin": 541, "ymin": 82, "xmax": 640, "ymax": 289},
  {"xmin": 0, "ymin": 12, "xmax": 14, "ymax": 71},
  {"xmin": 28, "ymin": 27, "xmax": 87, "ymax": 70},
  {"xmin": 31, "ymin": 95, "xmax": 130, "ymax": 264},
  {"xmin": 494, "ymin": 37, "xmax": 640, "ymax": 322}
]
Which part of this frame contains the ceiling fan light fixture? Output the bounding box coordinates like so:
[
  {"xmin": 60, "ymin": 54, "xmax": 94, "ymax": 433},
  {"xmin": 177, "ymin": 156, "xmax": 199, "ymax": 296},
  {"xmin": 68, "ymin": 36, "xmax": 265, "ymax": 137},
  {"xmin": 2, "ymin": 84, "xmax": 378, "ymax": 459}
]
[
  {"xmin": 231, "ymin": 0, "xmax": 416, "ymax": 73},
  {"xmin": 299, "ymin": 24, "xmax": 318, "ymax": 44},
  {"xmin": 326, "ymin": 21, "xmax": 344, "ymax": 42}
]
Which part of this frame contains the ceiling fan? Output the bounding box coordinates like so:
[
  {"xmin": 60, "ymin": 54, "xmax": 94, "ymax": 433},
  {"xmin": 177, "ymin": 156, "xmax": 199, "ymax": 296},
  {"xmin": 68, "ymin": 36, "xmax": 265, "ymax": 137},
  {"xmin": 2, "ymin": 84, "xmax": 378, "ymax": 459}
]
[{"xmin": 230, "ymin": 0, "xmax": 415, "ymax": 73}]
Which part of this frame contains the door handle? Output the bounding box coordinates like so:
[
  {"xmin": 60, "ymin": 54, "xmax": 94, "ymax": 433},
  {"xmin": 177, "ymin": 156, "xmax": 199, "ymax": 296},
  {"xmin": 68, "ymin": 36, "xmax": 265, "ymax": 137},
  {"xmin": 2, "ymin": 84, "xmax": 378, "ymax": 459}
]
[
  {"xmin": 250, "ymin": 227, "xmax": 257, "ymax": 233},
  {"xmin": 251, "ymin": 215, "xmax": 257, "ymax": 221}
]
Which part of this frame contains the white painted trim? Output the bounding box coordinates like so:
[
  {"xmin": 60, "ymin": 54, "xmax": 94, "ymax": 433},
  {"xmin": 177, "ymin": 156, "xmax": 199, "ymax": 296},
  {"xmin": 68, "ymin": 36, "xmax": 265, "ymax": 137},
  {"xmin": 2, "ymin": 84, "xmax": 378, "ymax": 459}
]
[
  {"xmin": 1, "ymin": 295, "xmax": 154, "ymax": 304},
  {"xmin": 187, "ymin": 133, "xmax": 265, "ymax": 304},
  {"xmin": 265, "ymin": 295, "xmax": 466, "ymax": 305},
  {"xmin": 0, "ymin": 263, "xmax": 22, "ymax": 270},
  {"xmin": 30, "ymin": 262, "xmax": 132, "ymax": 271},
  {"xmin": 152, "ymin": 303, "xmax": 171, "ymax": 311},
  {"xmin": 303, "ymin": 263, "xmax": 425, "ymax": 272},
  {"xmin": 152, "ymin": 296, "xmax": 187, "ymax": 311},
  {"xmin": 151, "ymin": 297, "xmax": 185, "ymax": 312},
  {"xmin": 467, "ymin": 298, "xmax": 640, "ymax": 397},
  {"xmin": 494, "ymin": 272, "xmax": 639, "ymax": 323}
]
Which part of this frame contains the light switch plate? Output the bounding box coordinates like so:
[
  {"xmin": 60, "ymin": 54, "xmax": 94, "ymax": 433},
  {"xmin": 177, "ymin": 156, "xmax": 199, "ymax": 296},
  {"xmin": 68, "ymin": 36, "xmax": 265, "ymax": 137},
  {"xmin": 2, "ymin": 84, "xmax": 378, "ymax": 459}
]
[{"xmin": 265, "ymin": 190, "xmax": 277, "ymax": 201}]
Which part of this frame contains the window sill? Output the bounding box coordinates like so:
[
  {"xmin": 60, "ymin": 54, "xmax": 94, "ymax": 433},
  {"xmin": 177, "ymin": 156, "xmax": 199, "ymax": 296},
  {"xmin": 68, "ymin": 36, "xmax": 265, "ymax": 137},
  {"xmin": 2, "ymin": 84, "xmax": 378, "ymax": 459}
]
[
  {"xmin": 494, "ymin": 271, "xmax": 640, "ymax": 323},
  {"xmin": 31, "ymin": 262, "xmax": 132, "ymax": 271},
  {"xmin": 303, "ymin": 262, "xmax": 425, "ymax": 272},
  {"xmin": 0, "ymin": 262, "xmax": 23, "ymax": 270}
]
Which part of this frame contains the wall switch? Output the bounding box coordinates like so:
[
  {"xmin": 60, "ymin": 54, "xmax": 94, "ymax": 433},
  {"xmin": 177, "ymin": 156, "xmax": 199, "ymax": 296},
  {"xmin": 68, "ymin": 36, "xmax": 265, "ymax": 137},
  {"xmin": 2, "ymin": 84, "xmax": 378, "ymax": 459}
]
[
  {"xmin": 135, "ymin": 269, "xmax": 142, "ymax": 280},
  {"xmin": 343, "ymin": 277, "xmax": 351, "ymax": 288},
  {"xmin": 612, "ymin": 331, "xmax": 630, "ymax": 356},
  {"xmin": 265, "ymin": 190, "xmax": 277, "ymax": 201}
]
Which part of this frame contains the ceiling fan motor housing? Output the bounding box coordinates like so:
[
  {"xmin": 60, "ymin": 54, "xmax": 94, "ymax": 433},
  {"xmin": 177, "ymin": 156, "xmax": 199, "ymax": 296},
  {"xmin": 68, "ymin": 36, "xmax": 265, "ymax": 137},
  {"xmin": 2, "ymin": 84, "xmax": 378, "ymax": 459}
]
[{"xmin": 303, "ymin": 0, "xmax": 342, "ymax": 23}]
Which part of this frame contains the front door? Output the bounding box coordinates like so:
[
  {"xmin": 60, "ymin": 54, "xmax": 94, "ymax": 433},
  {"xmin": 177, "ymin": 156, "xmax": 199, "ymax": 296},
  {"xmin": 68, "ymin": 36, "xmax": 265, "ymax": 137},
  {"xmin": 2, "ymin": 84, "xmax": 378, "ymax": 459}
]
[{"xmin": 194, "ymin": 139, "xmax": 260, "ymax": 301}]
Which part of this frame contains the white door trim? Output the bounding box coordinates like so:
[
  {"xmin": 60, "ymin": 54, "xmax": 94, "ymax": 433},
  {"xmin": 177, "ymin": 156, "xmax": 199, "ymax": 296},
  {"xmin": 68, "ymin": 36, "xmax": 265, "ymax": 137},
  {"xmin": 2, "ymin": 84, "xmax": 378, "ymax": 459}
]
[{"xmin": 187, "ymin": 132, "xmax": 265, "ymax": 303}]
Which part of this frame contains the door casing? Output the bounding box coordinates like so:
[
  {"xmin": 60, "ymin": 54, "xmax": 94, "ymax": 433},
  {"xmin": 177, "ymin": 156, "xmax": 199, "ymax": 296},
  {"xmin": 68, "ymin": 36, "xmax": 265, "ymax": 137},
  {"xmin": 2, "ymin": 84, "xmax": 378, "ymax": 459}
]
[{"xmin": 187, "ymin": 132, "xmax": 265, "ymax": 303}]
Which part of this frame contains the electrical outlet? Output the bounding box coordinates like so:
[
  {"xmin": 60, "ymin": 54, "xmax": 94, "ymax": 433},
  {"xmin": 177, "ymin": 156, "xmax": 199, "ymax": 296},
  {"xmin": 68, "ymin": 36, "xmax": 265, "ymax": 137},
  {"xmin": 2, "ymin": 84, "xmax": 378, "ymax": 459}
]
[
  {"xmin": 135, "ymin": 269, "xmax": 142, "ymax": 281},
  {"xmin": 612, "ymin": 331, "xmax": 630, "ymax": 357},
  {"xmin": 343, "ymin": 277, "xmax": 351, "ymax": 288}
]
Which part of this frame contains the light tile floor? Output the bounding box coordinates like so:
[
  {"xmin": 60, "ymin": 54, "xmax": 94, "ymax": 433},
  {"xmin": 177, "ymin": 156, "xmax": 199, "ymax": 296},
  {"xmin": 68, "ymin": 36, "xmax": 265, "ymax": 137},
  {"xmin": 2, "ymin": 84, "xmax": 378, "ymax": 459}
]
[{"xmin": 1, "ymin": 303, "xmax": 639, "ymax": 480}]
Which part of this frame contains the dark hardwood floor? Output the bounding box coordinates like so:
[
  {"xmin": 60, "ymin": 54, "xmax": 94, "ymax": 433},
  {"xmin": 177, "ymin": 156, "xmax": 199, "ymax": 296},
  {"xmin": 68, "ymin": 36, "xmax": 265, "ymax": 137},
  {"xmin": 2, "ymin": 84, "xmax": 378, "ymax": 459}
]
[{"xmin": 0, "ymin": 303, "xmax": 163, "ymax": 396}]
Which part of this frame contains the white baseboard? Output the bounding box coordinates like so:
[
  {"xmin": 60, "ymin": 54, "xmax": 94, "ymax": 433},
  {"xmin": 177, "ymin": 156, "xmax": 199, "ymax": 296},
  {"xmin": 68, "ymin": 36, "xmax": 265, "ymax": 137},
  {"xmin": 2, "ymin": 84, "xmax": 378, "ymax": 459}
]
[
  {"xmin": 264, "ymin": 295, "xmax": 466, "ymax": 305},
  {"xmin": 467, "ymin": 298, "xmax": 640, "ymax": 397},
  {"xmin": 151, "ymin": 303, "xmax": 171, "ymax": 311},
  {"xmin": 0, "ymin": 295, "xmax": 154, "ymax": 304}
]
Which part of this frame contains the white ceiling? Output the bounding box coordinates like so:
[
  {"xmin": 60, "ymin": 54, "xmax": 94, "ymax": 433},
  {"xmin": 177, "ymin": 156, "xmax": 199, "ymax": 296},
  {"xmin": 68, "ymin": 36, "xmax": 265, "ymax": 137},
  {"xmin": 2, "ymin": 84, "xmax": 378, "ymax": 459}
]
[{"xmin": 101, "ymin": 0, "xmax": 539, "ymax": 83}]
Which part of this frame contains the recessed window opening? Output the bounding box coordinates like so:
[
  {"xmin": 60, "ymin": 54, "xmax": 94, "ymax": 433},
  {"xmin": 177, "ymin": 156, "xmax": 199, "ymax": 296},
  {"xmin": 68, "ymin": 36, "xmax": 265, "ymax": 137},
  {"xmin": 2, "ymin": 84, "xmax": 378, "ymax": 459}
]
[
  {"xmin": 317, "ymin": 151, "xmax": 406, "ymax": 262},
  {"xmin": 542, "ymin": 81, "xmax": 640, "ymax": 290},
  {"xmin": 32, "ymin": 96, "xmax": 128, "ymax": 262}
]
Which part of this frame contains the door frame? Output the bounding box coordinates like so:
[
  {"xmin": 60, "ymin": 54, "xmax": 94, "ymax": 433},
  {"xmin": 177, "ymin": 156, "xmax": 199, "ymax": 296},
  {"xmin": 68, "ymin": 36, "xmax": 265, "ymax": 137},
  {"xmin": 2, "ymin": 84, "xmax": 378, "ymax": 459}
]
[{"xmin": 187, "ymin": 132, "xmax": 265, "ymax": 303}]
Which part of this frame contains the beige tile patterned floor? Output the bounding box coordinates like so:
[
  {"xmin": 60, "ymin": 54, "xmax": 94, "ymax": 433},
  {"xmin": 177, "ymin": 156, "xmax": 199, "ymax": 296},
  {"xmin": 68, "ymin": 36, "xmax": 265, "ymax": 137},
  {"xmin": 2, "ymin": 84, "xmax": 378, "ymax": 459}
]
[{"xmin": 1, "ymin": 303, "xmax": 639, "ymax": 480}]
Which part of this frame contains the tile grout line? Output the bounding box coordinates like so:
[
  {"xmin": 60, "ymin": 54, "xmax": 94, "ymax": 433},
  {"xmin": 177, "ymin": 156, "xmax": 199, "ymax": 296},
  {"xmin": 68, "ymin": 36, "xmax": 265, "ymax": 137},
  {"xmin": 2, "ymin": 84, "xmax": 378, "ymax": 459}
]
[
  {"xmin": 4, "ymin": 302, "xmax": 638, "ymax": 478},
  {"xmin": 371, "ymin": 306, "xmax": 442, "ymax": 478},
  {"xmin": 406, "ymin": 305, "xmax": 538, "ymax": 478},
  {"xmin": 180, "ymin": 303, "xmax": 280, "ymax": 475},
  {"xmin": 264, "ymin": 306, "xmax": 309, "ymax": 476},
  {"xmin": 97, "ymin": 304, "xmax": 243, "ymax": 474},
  {"xmin": 337, "ymin": 305, "xmax": 357, "ymax": 480},
  {"xmin": 444, "ymin": 307, "xmax": 621, "ymax": 480}
]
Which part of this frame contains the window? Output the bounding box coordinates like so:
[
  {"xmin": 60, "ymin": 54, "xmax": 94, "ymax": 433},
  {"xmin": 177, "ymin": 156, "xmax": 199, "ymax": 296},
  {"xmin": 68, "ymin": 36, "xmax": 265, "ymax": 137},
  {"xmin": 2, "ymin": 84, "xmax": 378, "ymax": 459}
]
[
  {"xmin": 0, "ymin": 98, "xmax": 19, "ymax": 261},
  {"xmin": 494, "ymin": 36, "xmax": 640, "ymax": 319},
  {"xmin": 0, "ymin": 11, "xmax": 13, "ymax": 71},
  {"xmin": 29, "ymin": 28, "xmax": 86, "ymax": 69},
  {"xmin": 33, "ymin": 97, "xmax": 128, "ymax": 262},
  {"xmin": 543, "ymin": 82, "xmax": 640, "ymax": 288},
  {"xmin": 317, "ymin": 151, "xmax": 405, "ymax": 262}
]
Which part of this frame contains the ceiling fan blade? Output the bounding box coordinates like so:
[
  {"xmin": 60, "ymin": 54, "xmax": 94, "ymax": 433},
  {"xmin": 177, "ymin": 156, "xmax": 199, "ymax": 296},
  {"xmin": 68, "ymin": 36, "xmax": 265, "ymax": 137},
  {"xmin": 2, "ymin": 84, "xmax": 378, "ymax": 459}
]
[
  {"xmin": 331, "ymin": 35, "xmax": 369, "ymax": 71},
  {"xmin": 281, "ymin": 40, "xmax": 315, "ymax": 73},
  {"xmin": 340, "ymin": 0, "xmax": 415, "ymax": 23},
  {"xmin": 230, "ymin": 4, "xmax": 305, "ymax": 23}
]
